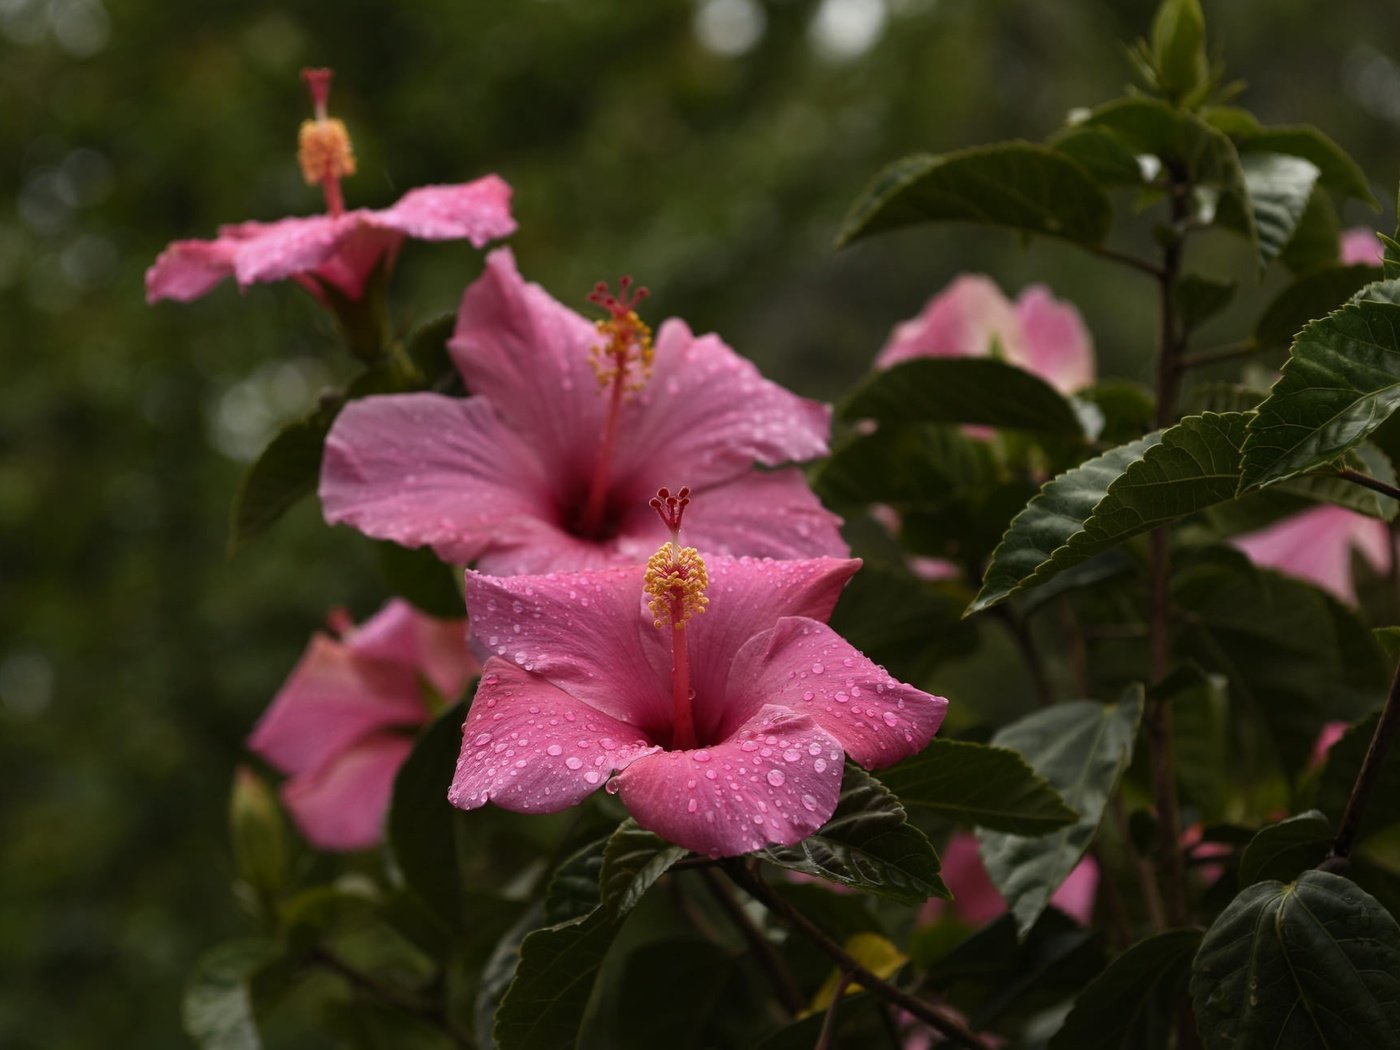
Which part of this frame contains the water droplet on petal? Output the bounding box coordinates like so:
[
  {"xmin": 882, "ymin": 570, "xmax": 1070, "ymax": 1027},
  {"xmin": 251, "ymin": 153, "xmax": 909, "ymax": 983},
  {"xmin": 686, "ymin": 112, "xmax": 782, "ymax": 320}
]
[
  {"xmin": 565, "ymin": 756, "xmax": 583, "ymax": 770},
  {"xmin": 547, "ymin": 743, "xmax": 563, "ymax": 756},
  {"xmin": 766, "ymin": 769, "xmax": 786, "ymax": 787}
]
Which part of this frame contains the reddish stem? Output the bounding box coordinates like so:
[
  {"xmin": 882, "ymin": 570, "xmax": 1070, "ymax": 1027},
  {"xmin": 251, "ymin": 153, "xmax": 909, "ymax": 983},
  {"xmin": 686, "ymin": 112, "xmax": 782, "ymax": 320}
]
[
  {"xmin": 579, "ymin": 374, "xmax": 625, "ymax": 537},
  {"xmin": 321, "ymin": 175, "xmax": 345, "ymax": 218},
  {"xmin": 670, "ymin": 620, "xmax": 697, "ymax": 750}
]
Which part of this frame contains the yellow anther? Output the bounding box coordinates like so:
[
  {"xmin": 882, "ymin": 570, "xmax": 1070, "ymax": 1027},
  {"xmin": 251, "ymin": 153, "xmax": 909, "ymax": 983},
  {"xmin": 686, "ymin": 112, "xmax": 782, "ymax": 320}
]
[
  {"xmin": 644, "ymin": 542, "xmax": 709, "ymax": 628},
  {"xmin": 589, "ymin": 311, "xmax": 654, "ymax": 391},
  {"xmin": 297, "ymin": 118, "xmax": 357, "ymax": 187}
]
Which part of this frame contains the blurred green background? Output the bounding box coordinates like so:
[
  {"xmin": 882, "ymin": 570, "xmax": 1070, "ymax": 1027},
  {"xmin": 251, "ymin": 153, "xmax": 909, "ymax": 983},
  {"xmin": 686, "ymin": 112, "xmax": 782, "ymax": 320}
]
[{"xmin": 3, "ymin": 0, "xmax": 1399, "ymax": 1044}]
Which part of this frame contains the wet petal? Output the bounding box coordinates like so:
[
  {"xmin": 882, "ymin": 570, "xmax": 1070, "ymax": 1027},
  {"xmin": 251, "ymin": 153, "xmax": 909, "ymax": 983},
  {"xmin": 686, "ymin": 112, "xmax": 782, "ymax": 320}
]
[
  {"xmin": 448, "ymin": 248, "xmax": 603, "ymax": 486},
  {"xmin": 320, "ymin": 392, "xmax": 560, "ymax": 566},
  {"xmin": 722, "ymin": 617, "xmax": 946, "ymax": 769},
  {"xmin": 281, "ymin": 732, "xmax": 414, "ymax": 851},
  {"xmin": 145, "ymin": 237, "xmax": 241, "ymax": 303},
  {"xmin": 349, "ymin": 599, "xmax": 478, "ymax": 701},
  {"xmin": 874, "ymin": 274, "xmax": 1023, "ymax": 370},
  {"xmin": 449, "ymin": 659, "xmax": 658, "ymax": 812},
  {"xmin": 615, "ymin": 705, "xmax": 845, "ymax": 857},
  {"xmin": 299, "ymin": 223, "xmax": 402, "ymax": 301},
  {"xmin": 370, "ymin": 176, "xmax": 517, "ymax": 245},
  {"xmin": 1012, "ymin": 284, "xmax": 1094, "ymax": 395},
  {"xmin": 248, "ymin": 635, "xmax": 424, "ymax": 777},
  {"xmin": 464, "ymin": 567, "xmax": 671, "ymax": 733},
  {"xmin": 230, "ymin": 213, "xmax": 359, "ymax": 288},
  {"xmin": 678, "ymin": 469, "xmax": 848, "ymax": 561},
  {"xmin": 612, "ymin": 320, "xmax": 831, "ymax": 491}
]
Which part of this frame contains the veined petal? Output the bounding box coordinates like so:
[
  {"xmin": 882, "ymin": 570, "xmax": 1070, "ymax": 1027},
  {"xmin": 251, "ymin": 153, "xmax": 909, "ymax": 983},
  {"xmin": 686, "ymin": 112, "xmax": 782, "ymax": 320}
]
[
  {"xmin": 248, "ymin": 634, "xmax": 424, "ymax": 777},
  {"xmin": 464, "ymin": 567, "xmax": 671, "ymax": 733},
  {"xmin": 448, "ymin": 248, "xmax": 603, "ymax": 485},
  {"xmin": 615, "ymin": 705, "xmax": 845, "ymax": 857},
  {"xmin": 612, "ymin": 320, "xmax": 831, "ymax": 491},
  {"xmin": 281, "ymin": 732, "xmax": 414, "ymax": 851},
  {"xmin": 1012, "ymin": 285, "xmax": 1094, "ymax": 395},
  {"xmin": 348, "ymin": 599, "xmax": 477, "ymax": 701},
  {"xmin": 449, "ymin": 659, "xmax": 658, "ymax": 813},
  {"xmin": 722, "ymin": 617, "xmax": 946, "ymax": 769},
  {"xmin": 875, "ymin": 274, "xmax": 1023, "ymax": 370},
  {"xmin": 677, "ymin": 469, "xmax": 848, "ymax": 561},
  {"xmin": 319, "ymin": 392, "xmax": 560, "ymax": 566},
  {"xmin": 369, "ymin": 176, "xmax": 517, "ymax": 245}
]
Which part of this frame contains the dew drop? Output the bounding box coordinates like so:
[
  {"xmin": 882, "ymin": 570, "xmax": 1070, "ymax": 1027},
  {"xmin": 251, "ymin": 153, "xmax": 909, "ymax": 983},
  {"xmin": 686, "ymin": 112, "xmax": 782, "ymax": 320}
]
[
  {"xmin": 565, "ymin": 756, "xmax": 583, "ymax": 770},
  {"xmin": 693, "ymin": 749, "xmax": 711, "ymax": 763},
  {"xmin": 811, "ymin": 663, "xmax": 824, "ymax": 674},
  {"xmin": 546, "ymin": 743, "xmax": 563, "ymax": 756},
  {"xmin": 814, "ymin": 758, "xmax": 827, "ymax": 773},
  {"xmin": 766, "ymin": 769, "xmax": 786, "ymax": 787}
]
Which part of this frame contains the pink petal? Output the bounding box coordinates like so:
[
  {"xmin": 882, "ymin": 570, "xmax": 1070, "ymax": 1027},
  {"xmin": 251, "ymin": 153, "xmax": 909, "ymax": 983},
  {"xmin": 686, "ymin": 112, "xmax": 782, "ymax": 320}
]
[
  {"xmin": 465, "ymin": 566, "xmax": 672, "ymax": 735},
  {"xmin": 673, "ymin": 468, "xmax": 848, "ymax": 561},
  {"xmin": 1012, "ymin": 285, "xmax": 1095, "ymax": 395},
  {"xmin": 349, "ymin": 599, "xmax": 477, "ymax": 700},
  {"xmin": 1309, "ymin": 720, "xmax": 1349, "ymax": 771},
  {"xmin": 874, "ymin": 274, "xmax": 1024, "ymax": 370},
  {"xmin": 1340, "ymin": 227, "xmax": 1384, "ymax": 267},
  {"xmin": 1050, "ymin": 855, "xmax": 1100, "ymax": 925},
  {"xmin": 921, "ymin": 833, "xmax": 1098, "ymax": 927},
  {"xmin": 615, "ymin": 705, "xmax": 846, "ymax": 856},
  {"xmin": 369, "ymin": 176, "xmax": 517, "ymax": 245},
  {"xmin": 281, "ymin": 731, "xmax": 414, "ymax": 851},
  {"xmin": 721, "ymin": 617, "xmax": 946, "ymax": 768},
  {"xmin": 319, "ymin": 392, "xmax": 561, "ymax": 566},
  {"xmin": 610, "ymin": 320, "xmax": 832, "ymax": 492},
  {"xmin": 298, "ymin": 222, "xmax": 403, "ymax": 302},
  {"xmin": 1230, "ymin": 504, "xmax": 1390, "ymax": 605},
  {"xmin": 448, "ymin": 659, "xmax": 658, "ymax": 812},
  {"xmin": 230, "ymin": 213, "xmax": 359, "ymax": 288},
  {"xmin": 448, "ymin": 248, "xmax": 604, "ymax": 486},
  {"xmin": 144, "ymin": 237, "xmax": 240, "ymax": 303},
  {"xmin": 248, "ymin": 634, "xmax": 425, "ymax": 777}
]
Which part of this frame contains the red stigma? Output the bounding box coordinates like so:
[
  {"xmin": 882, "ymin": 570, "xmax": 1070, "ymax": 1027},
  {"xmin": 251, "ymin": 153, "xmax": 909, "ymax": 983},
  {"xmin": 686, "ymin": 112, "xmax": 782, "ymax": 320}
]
[
  {"xmin": 301, "ymin": 67, "xmax": 334, "ymax": 117},
  {"xmin": 588, "ymin": 275, "xmax": 649, "ymax": 321},
  {"xmin": 649, "ymin": 486, "xmax": 691, "ymax": 534}
]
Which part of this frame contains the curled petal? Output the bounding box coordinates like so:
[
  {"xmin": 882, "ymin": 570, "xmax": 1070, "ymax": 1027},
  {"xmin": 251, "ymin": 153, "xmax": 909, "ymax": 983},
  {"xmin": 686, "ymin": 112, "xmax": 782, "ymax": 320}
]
[
  {"xmin": 348, "ymin": 599, "xmax": 477, "ymax": 700},
  {"xmin": 144, "ymin": 237, "xmax": 241, "ymax": 304},
  {"xmin": 1012, "ymin": 285, "xmax": 1095, "ymax": 395},
  {"xmin": 449, "ymin": 659, "xmax": 658, "ymax": 813},
  {"xmin": 281, "ymin": 732, "xmax": 414, "ymax": 852},
  {"xmin": 372, "ymin": 176, "xmax": 517, "ymax": 244},
  {"xmin": 319, "ymin": 393, "xmax": 558, "ymax": 566},
  {"xmin": 1230, "ymin": 504, "xmax": 1390, "ymax": 605},
  {"xmin": 615, "ymin": 705, "xmax": 845, "ymax": 857},
  {"xmin": 723, "ymin": 617, "xmax": 946, "ymax": 769}
]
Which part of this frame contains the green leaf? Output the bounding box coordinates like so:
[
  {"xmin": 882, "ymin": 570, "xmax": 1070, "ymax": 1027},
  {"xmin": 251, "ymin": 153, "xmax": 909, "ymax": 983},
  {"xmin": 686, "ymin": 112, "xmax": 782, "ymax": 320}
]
[
  {"xmin": 971, "ymin": 413, "xmax": 1249, "ymax": 613},
  {"xmin": 376, "ymin": 541, "xmax": 465, "ymax": 620},
  {"xmin": 1278, "ymin": 187, "xmax": 1342, "ymax": 274},
  {"xmin": 1229, "ymin": 153, "xmax": 1320, "ymax": 269},
  {"xmin": 1285, "ymin": 442, "xmax": 1398, "ymax": 521},
  {"xmin": 1049, "ymin": 929, "xmax": 1202, "ymax": 1050},
  {"xmin": 614, "ymin": 939, "xmax": 748, "ymax": 1050},
  {"xmin": 1235, "ymin": 124, "xmax": 1378, "ymax": 207},
  {"xmin": 840, "ymin": 357, "xmax": 1086, "ymax": 435},
  {"xmin": 1149, "ymin": 0, "xmax": 1208, "ymax": 104},
  {"xmin": 1238, "ymin": 810, "xmax": 1332, "ymax": 886},
  {"xmin": 814, "ymin": 424, "xmax": 999, "ymax": 511},
  {"xmin": 762, "ymin": 765, "xmax": 948, "ymax": 903},
  {"xmin": 183, "ymin": 939, "xmax": 279, "ymax": 1050},
  {"xmin": 1240, "ymin": 296, "xmax": 1400, "ymax": 489},
  {"xmin": 1170, "ymin": 672, "xmax": 1230, "ymax": 820},
  {"xmin": 1048, "ymin": 125, "xmax": 1144, "ymax": 187},
  {"xmin": 494, "ymin": 908, "xmax": 615, "ymax": 1050},
  {"xmin": 1320, "ymin": 713, "xmax": 1400, "ymax": 846},
  {"xmin": 228, "ymin": 768, "xmax": 288, "ymax": 912},
  {"xmin": 1190, "ymin": 871, "xmax": 1400, "ymax": 1049},
  {"xmin": 878, "ymin": 738, "xmax": 1078, "ymax": 835},
  {"xmin": 1254, "ymin": 264, "xmax": 1380, "ymax": 350},
  {"xmin": 837, "ymin": 141, "xmax": 1111, "ymax": 248},
  {"xmin": 227, "ymin": 398, "xmax": 341, "ymax": 555},
  {"xmin": 1076, "ymin": 380, "xmax": 1157, "ymax": 445},
  {"xmin": 1175, "ymin": 275, "xmax": 1237, "ymax": 334},
  {"xmin": 1375, "ymin": 626, "xmax": 1400, "ymax": 663},
  {"xmin": 403, "ymin": 312, "xmax": 458, "ymax": 390},
  {"xmin": 388, "ymin": 701, "xmax": 469, "ymax": 926},
  {"xmin": 978, "ymin": 693, "xmax": 1143, "ymax": 936},
  {"xmin": 598, "ymin": 820, "xmax": 686, "ymax": 919}
]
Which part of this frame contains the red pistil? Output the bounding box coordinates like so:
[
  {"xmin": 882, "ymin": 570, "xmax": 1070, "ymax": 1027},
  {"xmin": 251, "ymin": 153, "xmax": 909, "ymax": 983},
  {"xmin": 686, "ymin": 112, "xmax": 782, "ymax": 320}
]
[{"xmin": 649, "ymin": 486, "xmax": 691, "ymax": 541}]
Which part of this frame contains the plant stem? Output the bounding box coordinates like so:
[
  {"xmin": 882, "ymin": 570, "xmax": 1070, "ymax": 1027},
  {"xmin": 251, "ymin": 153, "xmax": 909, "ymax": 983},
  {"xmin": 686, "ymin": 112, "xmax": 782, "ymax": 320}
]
[
  {"xmin": 1337, "ymin": 468, "xmax": 1400, "ymax": 503},
  {"xmin": 994, "ymin": 607, "xmax": 1054, "ymax": 707},
  {"xmin": 815, "ymin": 971, "xmax": 855, "ymax": 1050},
  {"xmin": 1085, "ymin": 242, "xmax": 1166, "ymax": 278},
  {"xmin": 725, "ymin": 862, "xmax": 997, "ymax": 1050},
  {"xmin": 1329, "ymin": 656, "xmax": 1400, "ymax": 862},
  {"xmin": 1178, "ymin": 341, "xmax": 1259, "ymax": 369},
  {"xmin": 1145, "ymin": 163, "xmax": 1192, "ymax": 931},
  {"xmin": 311, "ymin": 948, "xmax": 470, "ymax": 1047},
  {"xmin": 698, "ymin": 867, "xmax": 805, "ymax": 1016}
]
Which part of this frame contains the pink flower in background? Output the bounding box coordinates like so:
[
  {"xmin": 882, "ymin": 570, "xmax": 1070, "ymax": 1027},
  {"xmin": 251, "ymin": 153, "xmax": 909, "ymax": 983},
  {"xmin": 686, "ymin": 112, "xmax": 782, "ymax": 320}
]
[
  {"xmin": 320, "ymin": 248, "xmax": 845, "ymax": 574},
  {"xmin": 1229, "ymin": 504, "xmax": 1390, "ymax": 605},
  {"xmin": 146, "ymin": 69, "xmax": 515, "ymax": 307},
  {"xmin": 1340, "ymin": 227, "xmax": 1384, "ymax": 267},
  {"xmin": 875, "ymin": 274, "xmax": 1095, "ymax": 395},
  {"xmin": 448, "ymin": 504, "xmax": 946, "ymax": 856},
  {"xmin": 248, "ymin": 599, "xmax": 478, "ymax": 851},
  {"xmin": 919, "ymin": 833, "xmax": 1098, "ymax": 928}
]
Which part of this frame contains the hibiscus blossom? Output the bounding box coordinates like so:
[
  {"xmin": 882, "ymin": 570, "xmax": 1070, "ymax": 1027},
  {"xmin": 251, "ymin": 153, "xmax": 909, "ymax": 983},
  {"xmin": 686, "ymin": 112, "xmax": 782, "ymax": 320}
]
[
  {"xmin": 145, "ymin": 68, "xmax": 515, "ymax": 307},
  {"xmin": 319, "ymin": 248, "xmax": 846, "ymax": 574},
  {"xmin": 875, "ymin": 274, "xmax": 1095, "ymax": 396},
  {"xmin": 1340, "ymin": 226, "xmax": 1384, "ymax": 267},
  {"xmin": 1229, "ymin": 504, "xmax": 1390, "ymax": 606},
  {"xmin": 248, "ymin": 599, "xmax": 478, "ymax": 851},
  {"xmin": 448, "ymin": 490, "xmax": 946, "ymax": 856}
]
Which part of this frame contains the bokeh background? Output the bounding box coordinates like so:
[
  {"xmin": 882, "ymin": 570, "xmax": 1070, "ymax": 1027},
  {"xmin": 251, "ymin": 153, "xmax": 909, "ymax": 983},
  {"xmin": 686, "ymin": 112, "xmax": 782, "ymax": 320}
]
[{"xmin": 4, "ymin": 0, "xmax": 1400, "ymax": 1044}]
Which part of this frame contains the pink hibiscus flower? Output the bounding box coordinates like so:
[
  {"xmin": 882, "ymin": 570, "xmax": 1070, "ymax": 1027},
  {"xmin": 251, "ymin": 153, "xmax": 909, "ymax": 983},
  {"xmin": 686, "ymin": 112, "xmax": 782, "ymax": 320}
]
[
  {"xmin": 248, "ymin": 599, "xmax": 479, "ymax": 851},
  {"xmin": 319, "ymin": 248, "xmax": 846, "ymax": 575},
  {"xmin": 918, "ymin": 832, "xmax": 1098, "ymax": 928},
  {"xmin": 1340, "ymin": 226, "xmax": 1384, "ymax": 267},
  {"xmin": 448, "ymin": 492, "xmax": 946, "ymax": 856},
  {"xmin": 1229, "ymin": 504, "xmax": 1390, "ymax": 605},
  {"xmin": 875, "ymin": 274, "xmax": 1095, "ymax": 396},
  {"xmin": 145, "ymin": 68, "xmax": 515, "ymax": 307}
]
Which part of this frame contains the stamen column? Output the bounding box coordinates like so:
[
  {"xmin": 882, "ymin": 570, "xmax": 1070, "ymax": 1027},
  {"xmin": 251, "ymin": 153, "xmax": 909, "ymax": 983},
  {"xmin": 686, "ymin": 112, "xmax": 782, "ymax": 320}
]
[{"xmin": 643, "ymin": 488, "xmax": 708, "ymax": 751}]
